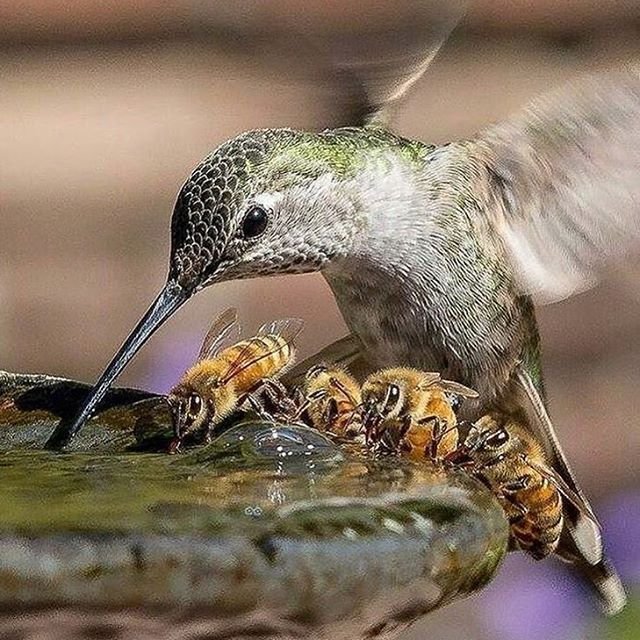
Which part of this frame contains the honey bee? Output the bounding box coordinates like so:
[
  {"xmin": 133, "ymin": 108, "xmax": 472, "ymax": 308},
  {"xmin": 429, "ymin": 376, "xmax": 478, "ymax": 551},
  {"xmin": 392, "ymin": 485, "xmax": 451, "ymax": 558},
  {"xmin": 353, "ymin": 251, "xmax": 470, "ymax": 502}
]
[
  {"xmin": 297, "ymin": 364, "xmax": 362, "ymax": 440},
  {"xmin": 360, "ymin": 367, "xmax": 478, "ymax": 461},
  {"xmin": 167, "ymin": 308, "xmax": 303, "ymax": 450},
  {"xmin": 450, "ymin": 413, "xmax": 600, "ymax": 560}
]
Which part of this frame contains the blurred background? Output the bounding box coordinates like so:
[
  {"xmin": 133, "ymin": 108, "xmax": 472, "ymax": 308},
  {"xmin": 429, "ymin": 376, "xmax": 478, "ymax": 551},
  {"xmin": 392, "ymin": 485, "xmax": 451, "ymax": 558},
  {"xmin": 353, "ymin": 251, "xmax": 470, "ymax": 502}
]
[{"xmin": 1, "ymin": 1, "xmax": 639, "ymax": 638}]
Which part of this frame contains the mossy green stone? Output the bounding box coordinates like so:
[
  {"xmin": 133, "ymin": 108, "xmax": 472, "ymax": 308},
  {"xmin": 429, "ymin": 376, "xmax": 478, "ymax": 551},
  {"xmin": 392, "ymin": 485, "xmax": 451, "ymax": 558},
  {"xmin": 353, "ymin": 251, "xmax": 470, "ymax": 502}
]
[{"xmin": 0, "ymin": 371, "xmax": 509, "ymax": 639}]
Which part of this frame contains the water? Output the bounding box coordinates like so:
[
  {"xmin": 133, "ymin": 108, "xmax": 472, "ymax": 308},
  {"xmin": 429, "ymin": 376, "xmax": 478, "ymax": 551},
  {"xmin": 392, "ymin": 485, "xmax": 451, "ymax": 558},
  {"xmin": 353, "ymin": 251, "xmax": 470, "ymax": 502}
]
[{"xmin": 0, "ymin": 372, "xmax": 508, "ymax": 638}]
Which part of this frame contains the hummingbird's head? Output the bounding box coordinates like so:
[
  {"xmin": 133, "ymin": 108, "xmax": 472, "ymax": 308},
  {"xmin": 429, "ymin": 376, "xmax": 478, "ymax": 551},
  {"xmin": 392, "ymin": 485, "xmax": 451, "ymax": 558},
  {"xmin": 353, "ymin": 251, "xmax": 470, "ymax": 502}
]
[
  {"xmin": 169, "ymin": 128, "xmax": 364, "ymax": 294},
  {"xmin": 44, "ymin": 127, "xmax": 369, "ymax": 449}
]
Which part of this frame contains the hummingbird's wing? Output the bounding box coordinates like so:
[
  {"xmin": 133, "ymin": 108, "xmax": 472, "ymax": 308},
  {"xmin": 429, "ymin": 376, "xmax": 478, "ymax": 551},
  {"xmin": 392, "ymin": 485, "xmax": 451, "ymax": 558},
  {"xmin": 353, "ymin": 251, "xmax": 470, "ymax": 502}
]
[
  {"xmin": 477, "ymin": 68, "xmax": 640, "ymax": 303},
  {"xmin": 513, "ymin": 366, "xmax": 602, "ymax": 563},
  {"xmin": 272, "ymin": 1, "xmax": 466, "ymax": 127},
  {"xmin": 513, "ymin": 366, "xmax": 626, "ymax": 615},
  {"xmin": 304, "ymin": 0, "xmax": 467, "ymax": 126}
]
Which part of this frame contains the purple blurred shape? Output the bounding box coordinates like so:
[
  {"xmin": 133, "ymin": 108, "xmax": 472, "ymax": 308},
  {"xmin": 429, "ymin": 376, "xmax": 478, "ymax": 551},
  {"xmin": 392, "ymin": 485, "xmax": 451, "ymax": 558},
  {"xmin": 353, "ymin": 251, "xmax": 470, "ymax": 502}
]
[
  {"xmin": 479, "ymin": 554, "xmax": 590, "ymax": 640},
  {"xmin": 597, "ymin": 490, "xmax": 640, "ymax": 583},
  {"xmin": 141, "ymin": 332, "xmax": 202, "ymax": 394},
  {"xmin": 478, "ymin": 489, "xmax": 640, "ymax": 640}
]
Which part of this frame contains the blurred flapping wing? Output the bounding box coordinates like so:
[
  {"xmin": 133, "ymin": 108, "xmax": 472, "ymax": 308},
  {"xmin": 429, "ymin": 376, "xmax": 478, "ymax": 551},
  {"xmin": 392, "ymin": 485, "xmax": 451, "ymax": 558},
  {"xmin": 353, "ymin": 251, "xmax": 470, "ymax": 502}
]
[
  {"xmin": 478, "ymin": 68, "xmax": 640, "ymax": 303},
  {"xmin": 307, "ymin": 0, "xmax": 467, "ymax": 125}
]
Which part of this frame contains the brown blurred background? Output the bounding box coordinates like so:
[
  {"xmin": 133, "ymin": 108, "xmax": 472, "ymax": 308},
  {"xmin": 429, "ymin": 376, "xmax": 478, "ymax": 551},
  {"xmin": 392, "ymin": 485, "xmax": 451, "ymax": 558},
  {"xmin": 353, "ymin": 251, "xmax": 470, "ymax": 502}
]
[{"xmin": 1, "ymin": 2, "xmax": 639, "ymax": 637}]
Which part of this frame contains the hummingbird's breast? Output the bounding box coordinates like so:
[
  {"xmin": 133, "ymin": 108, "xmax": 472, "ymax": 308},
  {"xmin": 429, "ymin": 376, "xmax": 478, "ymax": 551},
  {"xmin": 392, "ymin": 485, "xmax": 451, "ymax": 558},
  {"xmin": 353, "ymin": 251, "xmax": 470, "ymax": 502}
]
[{"xmin": 322, "ymin": 143, "xmax": 535, "ymax": 407}]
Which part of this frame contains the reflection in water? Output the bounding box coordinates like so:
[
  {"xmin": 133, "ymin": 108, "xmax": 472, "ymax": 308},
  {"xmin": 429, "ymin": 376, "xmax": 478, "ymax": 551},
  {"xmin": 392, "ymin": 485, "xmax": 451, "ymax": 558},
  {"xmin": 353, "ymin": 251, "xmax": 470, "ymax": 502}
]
[{"xmin": 0, "ymin": 420, "xmax": 468, "ymax": 536}]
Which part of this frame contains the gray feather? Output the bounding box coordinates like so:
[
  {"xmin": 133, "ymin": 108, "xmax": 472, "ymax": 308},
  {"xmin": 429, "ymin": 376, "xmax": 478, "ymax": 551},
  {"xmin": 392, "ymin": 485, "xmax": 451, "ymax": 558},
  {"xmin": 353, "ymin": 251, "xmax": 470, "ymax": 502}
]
[
  {"xmin": 287, "ymin": 0, "xmax": 466, "ymax": 126},
  {"xmin": 479, "ymin": 68, "xmax": 640, "ymax": 303},
  {"xmin": 513, "ymin": 366, "xmax": 603, "ymax": 565}
]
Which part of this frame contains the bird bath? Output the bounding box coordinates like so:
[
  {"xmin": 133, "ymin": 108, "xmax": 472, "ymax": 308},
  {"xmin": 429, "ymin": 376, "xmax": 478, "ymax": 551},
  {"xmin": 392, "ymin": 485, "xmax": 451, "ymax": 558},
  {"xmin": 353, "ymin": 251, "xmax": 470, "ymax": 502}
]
[{"xmin": 0, "ymin": 371, "xmax": 508, "ymax": 639}]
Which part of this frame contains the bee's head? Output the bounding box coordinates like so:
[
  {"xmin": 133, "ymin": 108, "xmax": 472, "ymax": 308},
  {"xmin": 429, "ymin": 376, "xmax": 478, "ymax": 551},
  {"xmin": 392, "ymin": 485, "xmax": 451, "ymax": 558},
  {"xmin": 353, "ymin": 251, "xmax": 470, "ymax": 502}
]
[
  {"xmin": 361, "ymin": 379, "xmax": 405, "ymax": 424},
  {"xmin": 466, "ymin": 416, "xmax": 512, "ymax": 463},
  {"xmin": 45, "ymin": 129, "xmax": 364, "ymax": 451},
  {"xmin": 167, "ymin": 389, "xmax": 211, "ymax": 441}
]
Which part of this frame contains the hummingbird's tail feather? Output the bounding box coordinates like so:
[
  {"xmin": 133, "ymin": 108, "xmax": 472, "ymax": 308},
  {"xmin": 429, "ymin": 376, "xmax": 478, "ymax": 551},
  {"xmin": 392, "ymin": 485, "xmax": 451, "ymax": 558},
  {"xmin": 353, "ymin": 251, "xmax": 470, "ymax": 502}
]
[
  {"xmin": 513, "ymin": 365, "xmax": 626, "ymax": 615},
  {"xmin": 557, "ymin": 539, "xmax": 627, "ymax": 616}
]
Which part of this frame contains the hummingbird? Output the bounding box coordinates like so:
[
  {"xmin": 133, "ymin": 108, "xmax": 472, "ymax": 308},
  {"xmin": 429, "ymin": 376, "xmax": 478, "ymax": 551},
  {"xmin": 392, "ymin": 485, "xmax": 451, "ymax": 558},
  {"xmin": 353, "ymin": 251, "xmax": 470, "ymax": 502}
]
[{"xmin": 44, "ymin": 3, "xmax": 636, "ymax": 614}]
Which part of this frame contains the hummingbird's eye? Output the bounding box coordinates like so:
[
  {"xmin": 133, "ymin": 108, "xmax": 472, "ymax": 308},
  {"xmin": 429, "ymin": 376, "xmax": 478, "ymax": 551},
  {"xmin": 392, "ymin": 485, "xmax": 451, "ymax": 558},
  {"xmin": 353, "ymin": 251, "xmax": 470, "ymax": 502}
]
[{"xmin": 242, "ymin": 205, "xmax": 269, "ymax": 238}]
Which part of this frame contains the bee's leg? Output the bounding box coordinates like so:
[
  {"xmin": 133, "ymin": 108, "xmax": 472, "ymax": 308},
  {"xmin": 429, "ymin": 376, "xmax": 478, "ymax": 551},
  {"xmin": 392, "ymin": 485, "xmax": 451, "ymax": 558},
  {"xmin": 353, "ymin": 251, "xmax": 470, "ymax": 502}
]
[
  {"xmin": 398, "ymin": 415, "xmax": 412, "ymax": 441},
  {"xmin": 362, "ymin": 411, "xmax": 383, "ymax": 448},
  {"xmin": 425, "ymin": 419, "xmax": 460, "ymax": 463},
  {"xmin": 378, "ymin": 416, "xmax": 411, "ymax": 454},
  {"xmin": 291, "ymin": 388, "xmax": 327, "ymax": 421},
  {"xmin": 239, "ymin": 391, "xmax": 274, "ymax": 422},
  {"xmin": 341, "ymin": 410, "xmax": 363, "ymax": 439},
  {"xmin": 502, "ymin": 475, "xmax": 531, "ymax": 494},
  {"xmin": 322, "ymin": 398, "xmax": 339, "ymax": 431},
  {"xmin": 445, "ymin": 453, "xmax": 477, "ymax": 469},
  {"xmin": 501, "ymin": 477, "xmax": 534, "ymax": 520},
  {"xmin": 291, "ymin": 386, "xmax": 306, "ymax": 408},
  {"xmin": 259, "ymin": 378, "xmax": 298, "ymax": 421},
  {"xmin": 419, "ymin": 416, "xmax": 442, "ymax": 461},
  {"xmin": 487, "ymin": 480, "xmax": 530, "ymax": 529},
  {"xmin": 289, "ymin": 386, "xmax": 307, "ymax": 419},
  {"xmin": 466, "ymin": 453, "xmax": 506, "ymax": 476},
  {"xmin": 261, "ymin": 377, "xmax": 290, "ymax": 397},
  {"xmin": 396, "ymin": 415, "xmax": 414, "ymax": 453},
  {"xmin": 502, "ymin": 493, "xmax": 530, "ymax": 523}
]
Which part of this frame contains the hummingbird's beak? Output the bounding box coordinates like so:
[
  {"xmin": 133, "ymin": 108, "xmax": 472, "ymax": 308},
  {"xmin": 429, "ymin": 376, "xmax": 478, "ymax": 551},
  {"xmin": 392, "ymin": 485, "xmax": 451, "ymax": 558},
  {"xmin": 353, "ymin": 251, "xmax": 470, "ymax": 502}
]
[{"xmin": 45, "ymin": 280, "xmax": 189, "ymax": 450}]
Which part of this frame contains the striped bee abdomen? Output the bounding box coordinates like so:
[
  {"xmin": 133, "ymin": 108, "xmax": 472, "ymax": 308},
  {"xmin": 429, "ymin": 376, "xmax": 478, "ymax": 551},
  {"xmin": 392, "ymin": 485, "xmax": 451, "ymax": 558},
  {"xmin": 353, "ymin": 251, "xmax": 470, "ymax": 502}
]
[
  {"xmin": 223, "ymin": 335, "xmax": 293, "ymax": 393},
  {"xmin": 509, "ymin": 474, "xmax": 563, "ymax": 560}
]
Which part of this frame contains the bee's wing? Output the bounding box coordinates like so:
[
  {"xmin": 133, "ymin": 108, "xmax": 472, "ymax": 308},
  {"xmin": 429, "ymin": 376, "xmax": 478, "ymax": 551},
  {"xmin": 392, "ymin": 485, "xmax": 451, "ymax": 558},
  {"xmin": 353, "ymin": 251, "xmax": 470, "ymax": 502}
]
[
  {"xmin": 513, "ymin": 366, "xmax": 603, "ymax": 565},
  {"xmin": 282, "ymin": 335, "xmax": 370, "ymax": 387},
  {"xmin": 197, "ymin": 308, "xmax": 241, "ymax": 362},
  {"xmin": 417, "ymin": 372, "xmax": 442, "ymax": 388},
  {"xmin": 219, "ymin": 318, "xmax": 303, "ymax": 385},
  {"xmin": 439, "ymin": 379, "xmax": 479, "ymax": 398},
  {"xmin": 257, "ymin": 318, "xmax": 304, "ymax": 343},
  {"xmin": 477, "ymin": 68, "xmax": 640, "ymax": 303}
]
